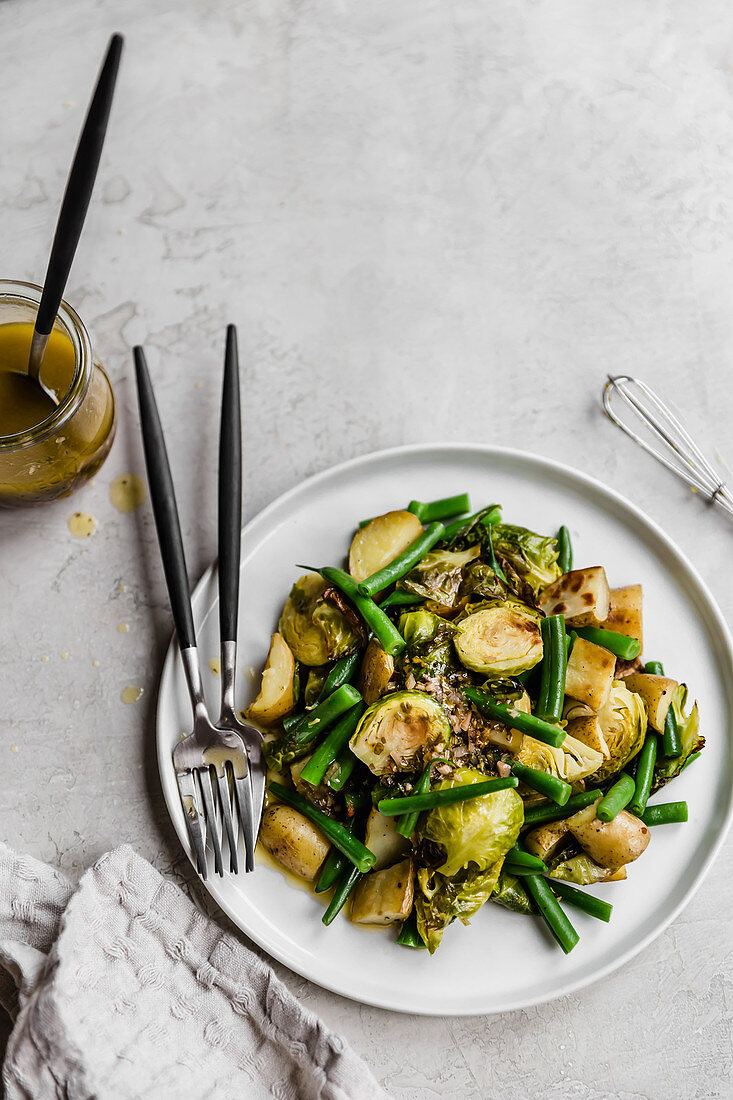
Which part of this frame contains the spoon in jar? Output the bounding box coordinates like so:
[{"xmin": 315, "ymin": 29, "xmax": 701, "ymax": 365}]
[{"xmin": 27, "ymin": 32, "xmax": 124, "ymax": 402}]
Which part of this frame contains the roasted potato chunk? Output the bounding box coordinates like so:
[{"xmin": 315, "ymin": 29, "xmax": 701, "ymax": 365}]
[
  {"xmin": 358, "ymin": 639, "xmax": 395, "ymax": 705},
  {"xmin": 566, "ymin": 799, "xmax": 650, "ymax": 868},
  {"xmin": 363, "ymin": 809, "xmax": 410, "ymax": 868},
  {"xmin": 524, "ymin": 820, "xmax": 570, "ymax": 862},
  {"xmin": 624, "ymin": 672, "xmax": 678, "ymax": 733},
  {"xmin": 606, "ymin": 584, "xmax": 643, "ymax": 648},
  {"xmin": 538, "ymin": 566, "xmax": 610, "ymax": 627},
  {"xmin": 259, "ymin": 805, "xmax": 330, "ymax": 881},
  {"xmin": 246, "ymin": 632, "xmax": 296, "ymax": 725},
  {"xmin": 564, "ymin": 636, "xmax": 616, "ymax": 711},
  {"xmin": 350, "ymin": 858, "xmax": 415, "ymax": 925},
  {"xmin": 349, "ymin": 510, "xmax": 423, "ymax": 583}
]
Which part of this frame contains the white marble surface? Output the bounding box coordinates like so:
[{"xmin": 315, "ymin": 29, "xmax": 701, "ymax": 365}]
[{"xmin": 1, "ymin": 1, "xmax": 732, "ymax": 1095}]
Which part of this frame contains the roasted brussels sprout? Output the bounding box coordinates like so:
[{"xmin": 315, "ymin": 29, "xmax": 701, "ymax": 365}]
[
  {"xmin": 349, "ymin": 690, "xmax": 451, "ymax": 776},
  {"xmin": 415, "ymin": 862, "xmax": 505, "ymax": 954},
  {"xmin": 516, "ymin": 732, "xmax": 605, "ymax": 785},
  {"xmin": 491, "ymin": 524, "xmax": 562, "ymax": 596},
  {"xmin": 246, "ymin": 632, "xmax": 296, "ymax": 726},
  {"xmin": 398, "ymin": 546, "xmax": 480, "ymax": 606},
  {"xmin": 398, "ymin": 610, "xmax": 456, "ymax": 677},
  {"xmin": 491, "ymin": 870, "xmax": 532, "ymax": 913},
  {"xmin": 349, "ymin": 510, "xmax": 423, "ymax": 583},
  {"xmin": 594, "ymin": 680, "xmax": 647, "ymax": 782},
  {"xmin": 548, "ymin": 854, "xmax": 627, "ymax": 884},
  {"xmin": 279, "ymin": 573, "xmax": 361, "ymax": 666},
  {"xmin": 653, "ymin": 684, "xmax": 703, "ymax": 787},
  {"xmin": 421, "ymin": 766, "xmax": 524, "ymax": 877},
  {"xmin": 461, "ymin": 560, "xmax": 508, "ymax": 603},
  {"xmin": 453, "ymin": 601, "xmax": 543, "ymax": 677}
]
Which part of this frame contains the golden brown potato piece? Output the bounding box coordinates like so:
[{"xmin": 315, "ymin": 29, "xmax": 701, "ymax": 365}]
[
  {"xmin": 564, "ymin": 713, "xmax": 611, "ymax": 760},
  {"xmin": 246, "ymin": 632, "xmax": 295, "ymax": 725},
  {"xmin": 564, "ymin": 637, "xmax": 616, "ymax": 711},
  {"xmin": 363, "ymin": 809, "xmax": 410, "ymax": 868},
  {"xmin": 538, "ymin": 566, "xmax": 610, "ymax": 627},
  {"xmin": 624, "ymin": 672, "xmax": 678, "ymax": 732},
  {"xmin": 524, "ymin": 820, "xmax": 570, "ymax": 861},
  {"xmin": 358, "ymin": 639, "xmax": 395, "ymax": 705},
  {"xmin": 259, "ymin": 805, "xmax": 330, "ymax": 880},
  {"xmin": 566, "ymin": 799, "xmax": 650, "ymax": 868},
  {"xmin": 349, "ymin": 510, "xmax": 423, "ymax": 583},
  {"xmin": 606, "ymin": 585, "xmax": 643, "ymax": 648},
  {"xmin": 350, "ymin": 858, "xmax": 415, "ymax": 924}
]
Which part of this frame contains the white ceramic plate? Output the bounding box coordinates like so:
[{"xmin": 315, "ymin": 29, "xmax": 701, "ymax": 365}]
[{"xmin": 156, "ymin": 444, "xmax": 733, "ymax": 1015}]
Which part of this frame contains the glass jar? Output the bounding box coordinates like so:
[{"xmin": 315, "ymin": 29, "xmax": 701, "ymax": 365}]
[{"xmin": 0, "ymin": 280, "xmax": 116, "ymax": 506}]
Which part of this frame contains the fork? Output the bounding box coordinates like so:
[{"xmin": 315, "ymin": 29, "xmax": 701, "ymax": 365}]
[
  {"xmin": 134, "ymin": 342, "xmax": 254, "ymax": 879},
  {"xmin": 214, "ymin": 326, "xmax": 265, "ymax": 867}
]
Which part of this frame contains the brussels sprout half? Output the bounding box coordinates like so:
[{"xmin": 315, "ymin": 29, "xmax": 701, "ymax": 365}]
[
  {"xmin": 279, "ymin": 573, "xmax": 361, "ymax": 666},
  {"xmin": 349, "ymin": 690, "xmax": 451, "ymax": 776},
  {"xmin": 453, "ymin": 602, "xmax": 543, "ymax": 677},
  {"xmin": 593, "ymin": 680, "xmax": 647, "ymax": 783}
]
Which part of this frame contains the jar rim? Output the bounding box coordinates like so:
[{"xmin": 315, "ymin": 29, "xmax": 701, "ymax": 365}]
[{"xmin": 0, "ymin": 279, "xmax": 93, "ymax": 451}]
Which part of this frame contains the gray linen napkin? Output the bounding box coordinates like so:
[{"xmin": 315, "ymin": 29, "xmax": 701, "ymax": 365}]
[{"xmin": 0, "ymin": 843, "xmax": 387, "ymax": 1099}]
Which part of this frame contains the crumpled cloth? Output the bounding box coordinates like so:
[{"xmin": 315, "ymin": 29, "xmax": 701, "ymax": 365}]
[{"xmin": 0, "ymin": 843, "xmax": 387, "ymax": 1100}]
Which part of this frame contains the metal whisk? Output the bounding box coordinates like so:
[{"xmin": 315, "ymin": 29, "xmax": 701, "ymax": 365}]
[{"xmin": 603, "ymin": 375, "xmax": 733, "ymax": 519}]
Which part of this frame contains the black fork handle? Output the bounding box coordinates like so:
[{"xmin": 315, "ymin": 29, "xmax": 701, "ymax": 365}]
[
  {"xmin": 134, "ymin": 346, "xmax": 196, "ymax": 651},
  {"xmin": 218, "ymin": 325, "xmax": 242, "ymax": 644}
]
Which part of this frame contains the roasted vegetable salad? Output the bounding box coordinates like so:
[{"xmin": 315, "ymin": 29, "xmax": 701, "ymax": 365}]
[{"xmin": 248, "ymin": 494, "xmax": 702, "ymax": 953}]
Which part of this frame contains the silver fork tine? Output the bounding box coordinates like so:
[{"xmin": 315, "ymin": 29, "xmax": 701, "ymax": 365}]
[
  {"xmin": 216, "ymin": 766, "xmax": 239, "ymax": 874},
  {"xmin": 197, "ymin": 766, "xmax": 224, "ymax": 877},
  {"xmin": 233, "ymin": 774, "xmax": 256, "ymax": 873},
  {"xmin": 177, "ymin": 770, "xmax": 207, "ymax": 879}
]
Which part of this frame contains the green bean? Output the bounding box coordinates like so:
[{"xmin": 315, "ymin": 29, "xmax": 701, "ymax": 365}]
[
  {"xmin": 357, "ymin": 522, "xmax": 446, "ymax": 597},
  {"xmin": 269, "ymin": 782, "xmax": 376, "ymax": 872},
  {"xmin": 643, "ymin": 660, "xmax": 664, "ymax": 675},
  {"xmin": 440, "ymin": 506, "xmax": 502, "ymax": 542},
  {"xmin": 629, "ymin": 733, "xmax": 657, "ymax": 817},
  {"xmin": 397, "ymin": 910, "xmax": 427, "ymax": 949},
  {"xmin": 574, "ymin": 627, "xmax": 641, "ymax": 661},
  {"xmin": 322, "ymin": 864, "xmax": 362, "ymax": 925},
  {"xmin": 379, "ymin": 590, "xmax": 423, "ymax": 610},
  {"xmin": 293, "ymin": 684, "xmax": 362, "ymax": 744},
  {"xmin": 396, "ymin": 757, "xmax": 452, "ymax": 838},
  {"xmin": 510, "ymin": 761, "xmax": 571, "ymax": 806},
  {"xmin": 299, "ymin": 704, "xmax": 364, "ymax": 786},
  {"xmin": 326, "ymin": 745, "xmax": 356, "ymax": 791},
  {"xmin": 378, "ymin": 777, "xmax": 518, "ymax": 816},
  {"xmin": 556, "ymin": 525, "xmax": 573, "ymax": 573},
  {"xmin": 549, "ymin": 880, "xmax": 613, "ymax": 923},
  {"xmin": 521, "ymin": 867, "xmax": 579, "ymax": 953},
  {"xmin": 596, "ymin": 773, "xmax": 635, "ymax": 822},
  {"xmin": 521, "ymin": 789, "xmax": 603, "ymax": 829},
  {"xmin": 319, "ymin": 652, "xmax": 361, "ymax": 700},
  {"xmin": 408, "ymin": 494, "xmax": 471, "ymax": 523},
  {"xmin": 503, "ymin": 863, "xmax": 551, "ymax": 878},
  {"xmin": 343, "ymin": 789, "xmax": 370, "ymax": 818},
  {"xmin": 319, "ymin": 566, "xmax": 406, "ymax": 656},
  {"xmin": 463, "ymin": 687, "xmax": 566, "ymax": 748},
  {"xmin": 642, "ymin": 801, "xmax": 688, "ymax": 826},
  {"xmin": 504, "ymin": 846, "xmax": 547, "ymax": 872},
  {"xmin": 662, "ymin": 705, "xmax": 682, "ymax": 758},
  {"xmin": 282, "ymin": 712, "xmax": 303, "ymax": 734},
  {"xmin": 485, "ymin": 521, "xmax": 507, "ymax": 583},
  {"xmin": 314, "ymin": 828, "xmax": 352, "ymax": 893},
  {"xmin": 536, "ymin": 615, "xmax": 567, "ymax": 723}
]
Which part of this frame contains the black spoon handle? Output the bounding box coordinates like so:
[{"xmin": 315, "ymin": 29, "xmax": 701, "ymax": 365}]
[
  {"xmin": 218, "ymin": 325, "xmax": 242, "ymax": 644},
  {"xmin": 134, "ymin": 346, "xmax": 196, "ymax": 651},
  {"xmin": 35, "ymin": 33, "xmax": 123, "ymax": 337}
]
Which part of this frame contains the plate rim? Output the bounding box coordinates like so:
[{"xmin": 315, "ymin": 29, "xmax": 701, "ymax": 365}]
[{"xmin": 156, "ymin": 441, "xmax": 733, "ymax": 1015}]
